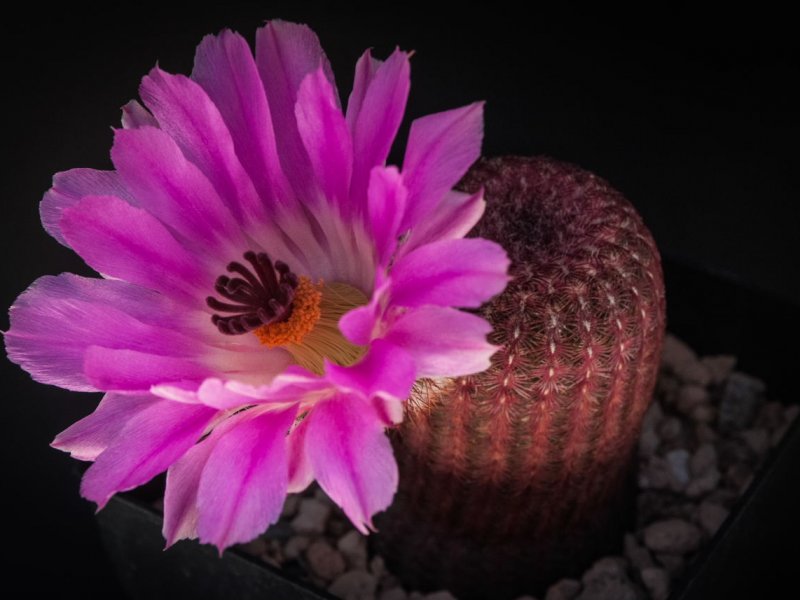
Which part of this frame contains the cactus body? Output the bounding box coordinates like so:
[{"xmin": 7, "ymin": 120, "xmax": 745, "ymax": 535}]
[{"xmin": 375, "ymin": 156, "xmax": 666, "ymax": 598}]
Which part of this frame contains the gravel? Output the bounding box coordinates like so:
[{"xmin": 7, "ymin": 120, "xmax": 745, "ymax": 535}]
[{"xmin": 184, "ymin": 331, "xmax": 796, "ymax": 600}]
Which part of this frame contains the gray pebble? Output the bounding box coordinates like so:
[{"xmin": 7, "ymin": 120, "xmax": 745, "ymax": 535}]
[
  {"xmin": 661, "ymin": 334, "xmax": 697, "ymax": 371},
  {"xmin": 576, "ymin": 559, "xmax": 642, "ymax": 600},
  {"xmin": 686, "ymin": 469, "xmax": 721, "ymax": 497},
  {"xmin": 424, "ymin": 592, "xmax": 458, "ymax": 600},
  {"xmin": 328, "ymin": 571, "xmax": 378, "ymax": 600},
  {"xmin": 284, "ymin": 535, "xmax": 311, "ymax": 560},
  {"xmin": 726, "ymin": 463, "xmax": 754, "ymax": 492},
  {"xmin": 639, "ymin": 429, "xmax": 660, "ymax": 457},
  {"xmin": 581, "ymin": 557, "xmax": 628, "ymax": 585},
  {"xmin": 690, "ymin": 444, "xmax": 718, "ymax": 477},
  {"xmin": 291, "ymin": 498, "xmax": 331, "ymax": 534},
  {"xmin": 694, "ymin": 423, "xmax": 718, "ymax": 444},
  {"xmin": 698, "ymin": 501, "xmax": 729, "ymax": 535},
  {"xmin": 544, "ymin": 578, "xmax": 581, "ymax": 600},
  {"xmin": 719, "ymin": 372, "xmax": 766, "ymax": 432},
  {"xmin": 690, "ymin": 404, "xmax": 717, "ymax": 424},
  {"xmin": 700, "ymin": 355, "xmax": 737, "ymax": 385},
  {"xmin": 370, "ymin": 555, "xmax": 387, "ymax": 578},
  {"xmin": 658, "ymin": 417, "xmax": 682, "ymax": 442},
  {"xmin": 237, "ymin": 536, "xmax": 268, "ymax": 557},
  {"xmin": 644, "ymin": 519, "xmax": 702, "ymax": 554},
  {"xmin": 642, "ymin": 402, "xmax": 664, "ymax": 431},
  {"xmin": 337, "ymin": 530, "xmax": 368, "ymax": 570},
  {"xmin": 741, "ymin": 429, "xmax": 770, "ymax": 456},
  {"xmin": 639, "ymin": 456, "xmax": 679, "ymax": 491},
  {"xmin": 665, "ymin": 449, "xmax": 691, "ymax": 488},
  {"xmin": 676, "ymin": 385, "xmax": 709, "ymax": 415},
  {"xmin": 640, "ymin": 567, "xmax": 670, "ymax": 600},
  {"xmin": 306, "ymin": 540, "xmax": 346, "ymax": 581},
  {"xmin": 623, "ymin": 533, "xmax": 654, "ymax": 571},
  {"xmin": 379, "ymin": 588, "xmax": 408, "ymax": 600},
  {"xmin": 654, "ymin": 553, "xmax": 684, "ymax": 576},
  {"xmin": 281, "ymin": 494, "xmax": 300, "ymax": 519}
]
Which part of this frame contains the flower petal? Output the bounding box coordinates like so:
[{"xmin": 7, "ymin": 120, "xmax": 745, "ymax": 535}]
[
  {"xmin": 295, "ymin": 66, "xmax": 353, "ymax": 206},
  {"xmin": 60, "ymin": 195, "xmax": 208, "ymax": 302},
  {"xmin": 390, "ymin": 238, "xmax": 511, "ymax": 309},
  {"xmin": 306, "ymin": 394, "xmax": 397, "ymax": 534},
  {"xmin": 121, "ymin": 100, "xmax": 158, "ymax": 129},
  {"xmin": 84, "ymin": 346, "xmax": 210, "ymax": 392},
  {"xmin": 286, "ymin": 414, "xmax": 314, "ymax": 493},
  {"xmin": 191, "ymin": 29, "xmax": 293, "ymax": 210},
  {"xmin": 326, "ymin": 339, "xmax": 416, "ymax": 400},
  {"xmin": 345, "ymin": 48, "xmax": 383, "ymax": 133},
  {"xmin": 40, "ymin": 168, "xmax": 134, "ymax": 247},
  {"xmin": 384, "ymin": 306, "xmax": 499, "ymax": 377},
  {"xmin": 80, "ymin": 398, "xmax": 216, "ymax": 508},
  {"xmin": 197, "ymin": 406, "xmax": 297, "ymax": 551},
  {"xmin": 403, "ymin": 187, "xmax": 486, "ymax": 254},
  {"xmin": 256, "ymin": 20, "xmax": 337, "ymax": 198},
  {"xmin": 111, "ymin": 126, "xmax": 242, "ymax": 253},
  {"xmin": 52, "ymin": 392, "xmax": 156, "ymax": 460},
  {"xmin": 368, "ymin": 166, "xmax": 408, "ymax": 266},
  {"xmin": 401, "ymin": 101, "xmax": 484, "ymax": 230},
  {"xmin": 339, "ymin": 272, "xmax": 391, "ymax": 346},
  {"xmin": 348, "ymin": 48, "xmax": 411, "ymax": 208},
  {"xmin": 139, "ymin": 67, "xmax": 265, "ymax": 225},
  {"xmin": 4, "ymin": 274, "xmax": 201, "ymax": 391}
]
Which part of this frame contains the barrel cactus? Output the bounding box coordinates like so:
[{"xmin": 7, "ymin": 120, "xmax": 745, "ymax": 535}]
[{"xmin": 375, "ymin": 156, "xmax": 667, "ymax": 599}]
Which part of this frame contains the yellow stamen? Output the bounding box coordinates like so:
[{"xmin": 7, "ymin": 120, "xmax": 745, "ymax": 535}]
[{"xmin": 254, "ymin": 278, "xmax": 368, "ymax": 375}]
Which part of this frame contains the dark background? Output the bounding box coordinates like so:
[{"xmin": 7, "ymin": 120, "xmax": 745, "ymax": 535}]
[{"xmin": 1, "ymin": 3, "xmax": 797, "ymax": 597}]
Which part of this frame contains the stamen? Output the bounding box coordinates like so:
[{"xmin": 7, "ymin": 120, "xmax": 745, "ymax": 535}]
[{"xmin": 207, "ymin": 252, "xmax": 300, "ymax": 335}]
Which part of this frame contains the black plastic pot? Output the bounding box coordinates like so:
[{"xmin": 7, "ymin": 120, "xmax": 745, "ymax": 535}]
[{"xmin": 94, "ymin": 256, "xmax": 800, "ymax": 600}]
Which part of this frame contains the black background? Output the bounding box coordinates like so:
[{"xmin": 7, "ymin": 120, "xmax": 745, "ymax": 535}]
[{"xmin": 1, "ymin": 3, "xmax": 797, "ymax": 597}]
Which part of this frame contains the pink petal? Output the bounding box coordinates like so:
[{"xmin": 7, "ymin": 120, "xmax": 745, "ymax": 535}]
[
  {"xmin": 326, "ymin": 339, "xmax": 416, "ymax": 400},
  {"xmin": 295, "ymin": 66, "xmax": 353, "ymax": 206},
  {"xmin": 4, "ymin": 274, "xmax": 200, "ymax": 391},
  {"xmin": 60, "ymin": 195, "xmax": 208, "ymax": 303},
  {"xmin": 401, "ymin": 102, "xmax": 484, "ymax": 230},
  {"xmin": 111, "ymin": 126, "xmax": 241, "ymax": 252},
  {"xmin": 121, "ymin": 100, "xmax": 158, "ymax": 129},
  {"xmin": 84, "ymin": 346, "xmax": 210, "ymax": 392},
  {"xmin": 384, "ymin": 306, "xmax": 499, "ymax": 377},
  {"xmin": 197, "ymin": 406, "xmax": 298, "ymax": 551},
  {"xmin": 52, "ymin": 392, "xmax": 156, "ymax": 460},
  {"xmin": 368, "ymin": 166, "xmax": 408, "ymax": 266},
  {"xmin": 191, "ymin": 29, "xmax": 293, "ymax": 210},
  {"xmin": 306, "ymin": 394, "xmax": 398, "ymax": 534},
  {"xmin": 40, "ymin": 168, "xmax": 134, "ymax": 247},
  {"xmin": 348, "ymin": 48, "xmax": 411, "ymax": 208},
  {"xmin": 286, "ymin": 414, "xmax": 313, "ymax": 493},
  {"xmin": 345, "ymin": 48, "xmax": 383, "ymax": 133},
  {"xmin": 80, "ymin": 398, "xmax": 216, "ymax": 508},
  {"xmin": 390, "ymin": 238, "xmax": 511, "ymax": 309},
  {"xmin": 402, "ymin": 187, "xmax": 486, "ymax": 254},
  {"xmin": 339, "ymin": 272, "xmax": 391, "ymax": 345},
  {"xmin": 139, "ymin": 67, "xmax": 264, "ymax": 224},
  {"xmin": 255, "ymin": 20, "xmax": 336, "ymax": 198}
]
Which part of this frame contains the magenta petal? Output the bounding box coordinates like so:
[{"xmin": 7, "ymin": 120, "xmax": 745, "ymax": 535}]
[
  {"xmin": 403, "ymin": 188, "xmax": 486, "ymax": 254},
  {"xmin": 286, "ymin": 415, "xmax": 313, "ymax": 494},
  {"xmin": 40, "ymin": 168, "xmax": 134, "ymax": 247},
  {"xmin": 326, "ymin": 339, "xmax": 416, "ymax": 400},
  {"xmin": 390, "ymin": 238, "xmax": 511, "ymax": 308},
  {"xmin": 345, "ymin": 48, "xmax": 383, "ymax": 133},
  {"xmin": 80, "ymin": 398, "xmax": 216, "ymax": 508},
  {"xmin": 4, "ymin": 274, "xmax": 200, "ymax": 391},
  {"xmin": 295, "ymin": 66, "xmax": 353, "ymax": 205},
  {"xmin": 339, "ymin": 273, "xmax": 390, "ymax": 345},
  {"xmin": 385, "ymin": 306, "xmax": 499, "ymax": 377},
  {"xmin": 121, "ymin": 100, "xmax": 158, "ymax": 129},
  {"xmin": 349, "ymin": 48, "xmax": 411, "ymax": 208},
  {"xmin": 139, "ymin": 67, "xmax": 264, "ymax": 224},
  {"xmin": 197, "ymin": 406, "xmax": 297, "ymax": 551},
  {"xmin": 111, "ymin": 127, "xmax": 241, "ymax": 251},
  {"xmin": 401, "ymin": 101, "xmax": 484, "ymax": 230},
  {"xmin": 52, "ymin": 393, "xmax": 155, "ymax": 460},
  {"xmin": 60, "ymin": 195, "xmax": 208, "ymax": 302},
  {"xmin": 367, "ymin": 166, "xmax": 407, "ymax": 266},
  {"xmin": 306, "ymin": 395, "xmax": 398, "ymax": 534},
  {"xmin": 84, "ymin": 346, "xmax": 210, "ymax": 391},
  {"xmin": 192, "ymin": 29, "xmax": 293, "ymax": 209},
  {"xmin": 256, "ymin": 20, "xmax": 336, "ymax": 198}
]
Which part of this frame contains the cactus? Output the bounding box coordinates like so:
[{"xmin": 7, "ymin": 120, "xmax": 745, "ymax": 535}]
[{"xmin": 375, "ymin": 156, "xmax": 666, "ymax": 599}]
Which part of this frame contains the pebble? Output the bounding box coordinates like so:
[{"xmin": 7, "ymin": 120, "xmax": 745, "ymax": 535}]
[
  {"xmin": 306, "ymin": 540, "xmax": 346, "ymax": 581},
  {"xmin": 639, "ymin": 429, "xmax": 660, "ymax": 457},
  {"xmin": 623, "ymin": 534, "xmax": 654, "ymax": 571},
  {"xmin": 741, "ymin": 429, "xmax": 770, "ymax": 456},
  {"xmin": 338, "ymin": 530, "xmax": 368, "ymax": 569},
  {"xmin": 237, "ymin": 536, "xmax": 268, "ymax": 557},
  {"xmin": 700, "ymin": 355, "xmax": 737, "ymax": 385},
  {"xmin": 640, "ymin": 567, "xmax": 670, "ymax": 600},
  {"xmin": 544, "ymin": 578, "xmax": 581, "ymax": 600},
  {"xmin": 719, "ymin": 372, "xmax": 766, "ymax": 432},
  {"xmin": 697, "ymin": 501, "xmax": 729, "ymax": 536},
  {"xmin": 690, "ymin": 404, "xmax": 716, "ymax": 424},
  {"xmin": 661, "ymin": 334, "xmax": 697, "ymax": 371},
  {"xmin": 726, "ymin": 463, "xmax": 754, "ymax": 492},
  {"xmin": 370, "ymin": 555, "xmax": 386, "ymax": 578},
  {"xmin": 424, "ymin": 592, "xmax": 458, "ymax": 600},
  {"xmin": 577, "ymin": 557, "xmax": 642, "ymax": 600},
  {"xmin": 291, "ymin": 498, "xmax": 331, "ymax": 534},
  {"xmin": 281, "ymin": 495, "xmax": 300, "ymax": 519},
  {"xmin": 582, "ymin": 557, "xmax": 628, "ymax": 585},
  {"xmin": 756, "ymin": 401, "xmax": 785, "ymax": 430},
  {"xmin": 643, "ymin": 519, "xmax": 702, "ymax": 554},
  {"xmin": 689, "ymin": 444, "xmax": 717, "ymax": 476},
  {"xmin": 284, "ymin": 535, "xmax": 310, "ymax": 560},
  {"xmin": 654, "ymin": 553, "xmax": 684, "ymax": 576},
  {"xmin": 328, "ymin": 571, "xmax": 378, "ymax": 600},
  {"xmin": 379, "ymin": 588, "xmax": 408, "ymax": 600},
  {"xmin": 658, "ymin": 417, "xmax": 682, "ymax": 442},
  {"xmin": 676, "ymin": 385, "xmax": 708, "ymax": 415},
  {"xmin": 686, "ymin": 469, "xmax": 721, "ymax": 497},
  {"xmin": 665, "ymin": 449, "xmax": 691, "ymax": 488}
]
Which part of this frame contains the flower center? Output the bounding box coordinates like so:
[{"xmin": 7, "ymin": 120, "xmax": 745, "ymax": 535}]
[{"xmin": 207, "ymin": 251, "xmax": 367, "ymax": 374}]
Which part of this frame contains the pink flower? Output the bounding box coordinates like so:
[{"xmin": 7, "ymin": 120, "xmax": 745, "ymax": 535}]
[{"xmin": 4, "ymin": 20, "xmax": 510, "ymax": 552}]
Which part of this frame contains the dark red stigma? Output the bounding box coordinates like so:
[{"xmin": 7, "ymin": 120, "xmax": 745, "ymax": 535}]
[{"xmin": 207, "ymin": 251, "xmax": 300, "ymax": 335}]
